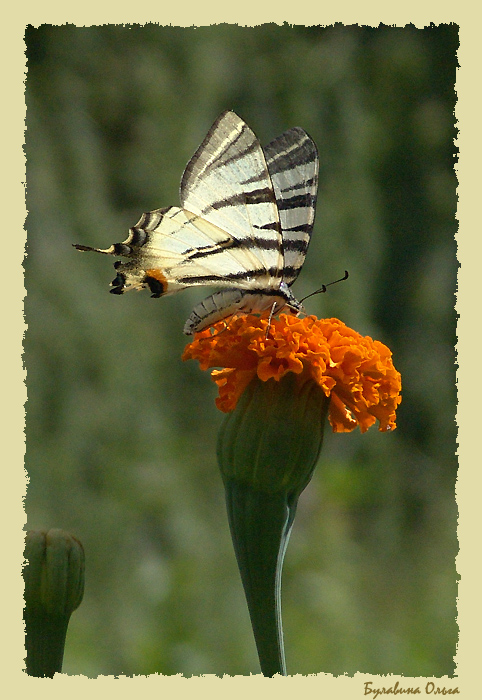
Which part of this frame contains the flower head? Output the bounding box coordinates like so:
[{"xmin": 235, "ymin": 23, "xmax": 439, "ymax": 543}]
[{"xmin": 183, "ymin": 314, "xmax": 401, "ymax": 433}]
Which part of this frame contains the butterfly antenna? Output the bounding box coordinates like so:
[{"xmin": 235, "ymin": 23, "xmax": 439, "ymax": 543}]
[{"xmin": 300, "ymin": 270, "xmax": 349, "ymax": 303}]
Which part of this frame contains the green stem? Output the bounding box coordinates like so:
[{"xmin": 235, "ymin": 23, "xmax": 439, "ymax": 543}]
[{"xmin": 224, "ymin": 479, "xmax": 298, "ymax": 676}]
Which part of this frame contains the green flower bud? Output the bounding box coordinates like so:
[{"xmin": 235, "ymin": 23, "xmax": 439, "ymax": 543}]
[
  {"xmin": 218, "ymin": 372, "xmax": 330, "ymax": 498},
  {"xmin": 23, "ymin": 529, "xmax": 85, "ymax": 677}
]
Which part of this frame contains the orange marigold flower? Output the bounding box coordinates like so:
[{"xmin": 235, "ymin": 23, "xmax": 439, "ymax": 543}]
[{"xmin": 182, "ymin": 314, "xmax": 402, "ymax": 433}]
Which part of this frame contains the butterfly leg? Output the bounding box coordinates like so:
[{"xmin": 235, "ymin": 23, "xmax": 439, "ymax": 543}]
[
  {"xmin": 208, "ymin": 319, "xmax": 231, "ymax": 337},
  {"xmin": 264, "ymin": 302, "xmax": 279, "ymax": 339}
]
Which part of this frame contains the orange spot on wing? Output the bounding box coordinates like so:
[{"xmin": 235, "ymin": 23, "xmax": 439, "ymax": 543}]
[{"xmin": 145, "ymin": 268, "xmax": 169, "ymax": 290}]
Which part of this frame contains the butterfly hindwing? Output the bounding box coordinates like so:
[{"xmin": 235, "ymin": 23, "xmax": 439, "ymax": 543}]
[
  {"xmin": 75, "ymin": 207, "xmax": 258, "ymax": 296},
  {"xmin": 128, "ymin": 206, "xmax": 279, "ymax": 294}
]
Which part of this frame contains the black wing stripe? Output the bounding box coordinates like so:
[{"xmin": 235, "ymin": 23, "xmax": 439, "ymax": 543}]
[
  {"xmin": 177, "ymin": 267, "xmax": 280, "ymax": 285},
  {"xmin": 173, "ymin": 238, "xmax": 233, "ymax": 258},
  {"xmin": 201, "ymin": 187, "xmax": 275, "ymax": 213},
  {"xmin": 254, "ymin": 221, "xmax": 282, "ymax": 231},
  {"xmin": 277, "ymin": 176, "xmax": 317, "ymax": 193},
  {"xmin": 282, "ymin": 264, "xmax": 305, "ymax": 280},
  {"xmin": 135, "ymin": 208, "xmax": 171, "ymax": 230},
  {"xmin": 276, "ymin": 193, "xmax": 317, "ymax": 210},
  {"xmin": 129, "ymin": 228, "xmax": 149, "ymax": 247},
  {"xmin": 188, "ymin": 235, "xmax": 280, "ymax": 260},
  {"xmin": 283, "ymin": 239, "xmax": 309, "ymax": 252},
  {"xmin": 265, "ymin": 132, "xmax": 317, "ymax": 174},
  {"xmin": 281, "ymin": 223, "xmax": 312, "ymax": 234}
]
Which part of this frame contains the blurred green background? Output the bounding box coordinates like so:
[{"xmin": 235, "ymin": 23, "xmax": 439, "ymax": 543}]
[{"xmin": 24, "ymin": 24, "xmax": 458, "ymax": 677}]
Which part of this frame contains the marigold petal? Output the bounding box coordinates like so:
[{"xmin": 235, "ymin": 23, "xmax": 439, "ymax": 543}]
[
  {"xmin": 329, "ymin": 393, "xmax": 359, "ymax": 432},
  {"xmin": 212, "ymin": 367, "xmax": 257, "ymax": 413}
]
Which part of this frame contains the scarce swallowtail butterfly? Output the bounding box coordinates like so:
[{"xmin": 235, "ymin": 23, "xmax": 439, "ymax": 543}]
[{"xmin": 74, "ymin": 110, "xmax": 319, "ymax": 335}]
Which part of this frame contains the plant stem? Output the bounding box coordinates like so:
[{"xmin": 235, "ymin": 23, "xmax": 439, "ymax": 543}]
[
  {"xmin": 24, "ymin": 610, "xmax": 70, "ymax": 677},
  {"xmin": 224, "ymin": 479, "xmax": 297, "ymax": 676}
]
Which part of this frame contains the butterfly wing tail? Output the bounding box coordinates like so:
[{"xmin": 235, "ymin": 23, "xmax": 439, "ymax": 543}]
[{"xmin": 73, "ymin": 243, "xmax": 118, "ymax": 255}]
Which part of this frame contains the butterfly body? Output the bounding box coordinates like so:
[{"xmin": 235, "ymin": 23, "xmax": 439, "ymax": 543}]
[
  {"xmin": 183, "ymin": 283, "xmax": 302, "ymax": 336},
  {"xmin": 74, "ymin": 111, "xmax": 319, "ymax": 334}
]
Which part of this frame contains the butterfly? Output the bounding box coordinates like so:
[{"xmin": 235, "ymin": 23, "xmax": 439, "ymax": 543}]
[{"xmin": 74, "ymin": 110, "xmax": 319, "ymax": 335}]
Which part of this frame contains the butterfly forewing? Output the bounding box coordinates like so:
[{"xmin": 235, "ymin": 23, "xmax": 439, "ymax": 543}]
[
  {"xmin": 180, "ymin": 111, "xmax": 284, "ymax": 288},
  {"xmin": 264, "ymin": 127, "xmax": 319, "ymax": 286}
]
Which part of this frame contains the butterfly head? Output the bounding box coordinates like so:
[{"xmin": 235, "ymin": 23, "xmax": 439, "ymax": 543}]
[{"xmin": 278, "ymin": 282, "xmax": 304, "ymax": 317}]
